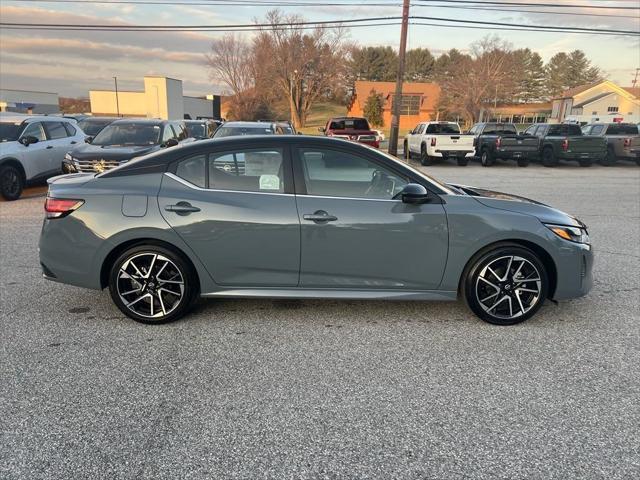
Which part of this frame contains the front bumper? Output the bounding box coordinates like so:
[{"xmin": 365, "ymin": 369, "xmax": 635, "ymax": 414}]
[{"xmin": 552, "ymin": 241, "xmax": 594, "ymax": 300}]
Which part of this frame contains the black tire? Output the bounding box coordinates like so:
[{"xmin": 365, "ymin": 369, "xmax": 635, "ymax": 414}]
[
  {"xmin": 108, "ymin": 244, "xmax": 198, "ymax": 324},
  {"xmin": 404, "ymin": 141, "xmax": 411, "ymax": 160},
  {"xmin": 463, "ymin": 244, "xmax": 548, "ymax": 325},
  {"xmin": 516, "ymin": 157, "xmax": 529, "ymax": 167},
  {"xmin": 457, "ymin": 156, "xmax": 469, "ymax": 166},
  {"xmin": 480, "ymin": 148, "xmax": 494, "ymax": 167},
  {"xmin": 599, "ymin": 147, "xmax": 616, "ymax": 166},
  {"xmin": 0, "ymin": 164, "xmax": 24, "ymax": 201},
  {"xmin": 578, "ymin": 158, "xmax": 592, "ymax": 167},
  {"xmin": 541, "ymin": 147, "xmax": 557, "ymax": 167},
  {"xmin": 420, "ymin": 145, "xmax": 434, "ymax": 166}
]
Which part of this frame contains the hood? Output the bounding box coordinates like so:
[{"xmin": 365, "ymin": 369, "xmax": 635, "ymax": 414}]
[
  {"xmin": 450, "ymin": 184, "xmax": 585, "ymax": 228},
  {"xmin": 69, "ymin": 143, "xmax": 158, "ymax": 162}
]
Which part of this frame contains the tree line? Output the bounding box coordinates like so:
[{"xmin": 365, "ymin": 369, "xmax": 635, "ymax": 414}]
[{"xmin": 207, "ymin": 10, "xmax": 603, "ymax": 127}]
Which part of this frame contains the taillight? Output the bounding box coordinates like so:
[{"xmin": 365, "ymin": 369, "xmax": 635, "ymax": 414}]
[
  {"xmin": 561, "ymin": 138, "xmax": 569, "ymax": 151},
  {"xmin": 623, "ymin": 138, "xmax": 631, "ymax": 148},
  {"xmin": 495, "ymin": 137, "xmax": 502, "ymax": 148},
  {"xmin": 44, "ymin": 197, "xmax": 84, "ymax": 219},
  {"xmin": 430, "ymin": 137, "xmax": 436, "ymax": 147}
]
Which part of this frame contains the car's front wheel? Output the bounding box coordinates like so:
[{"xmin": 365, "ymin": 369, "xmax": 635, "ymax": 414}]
[
  {"xmin": 108, "ymin": 245, "xmax": 198, "ymax": 324},
  {"xmin": 463, "ymin": 245, "xmax": 548, "ymax": 325},
  {"xmin": 0, "ymin": 164, "xmax": 24, "ymax": 201}
]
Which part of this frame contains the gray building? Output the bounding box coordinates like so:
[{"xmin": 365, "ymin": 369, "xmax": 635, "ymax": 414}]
[{"xmin": 0, "ymin": 89, "xmax": 60, "ymax": 114}]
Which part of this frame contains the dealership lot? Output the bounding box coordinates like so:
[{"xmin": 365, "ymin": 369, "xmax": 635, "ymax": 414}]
[{"xmin": 1, "ymin": 163, "xmax": 639, "ymax": 479}]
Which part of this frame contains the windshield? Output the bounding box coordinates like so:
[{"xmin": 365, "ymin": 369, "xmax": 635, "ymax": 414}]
[
  {"xmin": 0, "ymin": 122, "xmax": 23, "ymax": 142},
  {"xmin": 213, "ymin": 126, "xmax": 274, "ymax": 138},
  {"xmin": 92, "ymin": 123, "xmax": 161, "ymax": 146},
  {"xmin": 329, "ymin": 118, "xmax": 370, "ymax": 131},
  {"xmin": 78, "ymin": 119, "xmax": 114, "ymax": 136},
  {"xmin": 187, "ymin": 123, "xmax": 207, "ymax": 138},
  {"xmin": 373, "ymin": 148, "xmax": 457, "ymax": 195}
]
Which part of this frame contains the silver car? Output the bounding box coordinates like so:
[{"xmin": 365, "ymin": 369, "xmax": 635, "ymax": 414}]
[
  {"xmin": 0, "ymin": 115, "xmax": 86, "ymax": 200},
  {"xmin": 39, "ymin": 136, "xmax": 593, "ymax": 325}
]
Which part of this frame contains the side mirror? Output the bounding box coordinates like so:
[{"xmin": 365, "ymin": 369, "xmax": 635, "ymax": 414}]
[
  {"xmin": 85, "ymin": 136, "xmax": 93, "ymax": 143},
  {"xmin": 399, "ymin": 183, "xmax": 430, "ymax": 204},
  {"xmin": 163, "ymin": 138, "xmax": 179, "ymax": 148},
  {"xmin": 318, "ymin": 127, "xmax": 325, "ymax": 133},
  {"xmin": 20, "ymin": 135, "xmax": 38, "ymax": 146}
]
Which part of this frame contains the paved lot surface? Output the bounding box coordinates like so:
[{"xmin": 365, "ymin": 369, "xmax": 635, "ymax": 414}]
[{"xmin": 2, "ymin": 161, "xmax": 639, "ymax": 479}]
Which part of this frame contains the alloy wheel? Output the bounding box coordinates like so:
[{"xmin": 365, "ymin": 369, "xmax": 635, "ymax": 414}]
[
  {"xmin": 116, "ymin": 252, "xmax": 185, "ymax": 319},
  {"xmin": 475, "ymin": 255, "xmax": 542, "ymax": 321},
  {"xmin": 1, "ymin": 167, "xmax": 20, "ymax": 198}
]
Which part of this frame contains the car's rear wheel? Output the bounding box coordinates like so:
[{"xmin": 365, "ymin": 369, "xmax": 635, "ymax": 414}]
[
  {"xmin": 600, "ymin": 146, "xmax": 616, "ymax": 166},
  {"xmin": 541, "ymin": 147, "xmax": 557, "ymax": 167},
  {"xmin": 480, "ymin": 149, "xmax": 494, "ymax": 167},
  {"xmin": 463, "ymin": 245, "xmax": 548, "ymax": 325},
  {"xmin": 108, "ymin": 245, "xmax": 198, "ymax": 324},
  {"xmin": 516, "ymin": 158, "xmax": 529, "ymax": 167},
  {"xmin": 457, "ymin": 156, "xmax": 469, "ymax": 166},
  {"xmin": 420, "ymin": 144, "xmax": 434, "ymax": 166},
  {"xmin": 0, "ymin": 165, "xmax": 24, "ymax": 201}
]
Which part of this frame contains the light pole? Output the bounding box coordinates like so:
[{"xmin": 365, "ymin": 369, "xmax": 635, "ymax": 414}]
[
  {"xmin": 388, "ymin": 0, "xmax": 410, "ymax": 157},
  {"xmin": 113, "ymin": 76, "xmax": 120, "ymax": 117}
]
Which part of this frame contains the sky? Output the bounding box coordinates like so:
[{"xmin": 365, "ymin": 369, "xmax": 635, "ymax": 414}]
[{"xmin": 0, "ymin": 0, "xmax": 638, "ymax": 97}]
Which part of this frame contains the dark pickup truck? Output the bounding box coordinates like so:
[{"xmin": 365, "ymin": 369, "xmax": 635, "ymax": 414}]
[
  {"xmin": 522, "ymin": 123, "xmax": 607, "ymax": 167},
  {"xmin": 468, "ymin": 122, "xmax": 539, "ymax": 167},
  {"xmin": 582, "ymin": 122, "xmax": 640, "ymax": 166}
]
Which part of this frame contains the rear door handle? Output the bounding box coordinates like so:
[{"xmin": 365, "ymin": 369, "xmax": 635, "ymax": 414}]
[
  {"xmin": 165, "ymin": 202, "xmax": 201, "ymax": 216},
  {"xmin": 303, "ymin": 210, "xmax": 338, "ymax": 223},
  {"xmin": 70, "ymin": 141, "xmax": 77, "ymax": 144},
  {"xmin": 46, "ymin": 145, "xmax": 54, "ymax": 149}
]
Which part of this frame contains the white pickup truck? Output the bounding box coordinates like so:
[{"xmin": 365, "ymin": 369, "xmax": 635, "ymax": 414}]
[{"xmin": 403, "ymin": 121, "xmax": 475, "ymax": 166}]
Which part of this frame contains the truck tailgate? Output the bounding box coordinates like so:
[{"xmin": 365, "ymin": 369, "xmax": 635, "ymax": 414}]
[
  {"xmin": 436, "ymin": 135, "xmax": 475, "ymax": 151},
  {"xmin": 499, "ymin": 136, "xmax": 539, "ymax": 152},
  {"xmin": 566, "ymin": 136, "xmax": 606, "ymax": 154}
]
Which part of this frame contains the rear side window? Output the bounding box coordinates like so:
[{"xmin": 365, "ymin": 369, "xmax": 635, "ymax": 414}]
[
  {"xmin": 45, "ymin": 122, "xmax": 69, "ymax": 139},
  {"xmin": 63, "ymin": 123, "xmax": 77, "ymax": 136},
  {"xmin": 425, "ymin": 123, "xmax": 460, "ymax": 134},
  {"xmin": 209, "ymin": 149, "xmax": 284, "ymax": 193},
  {"xmin": 175, "ymin": 154, "xmax": 206, "ymax": 188},
  {"xmin": 607, "ymin": 124, "xmax": 638, "ymax": 135}
]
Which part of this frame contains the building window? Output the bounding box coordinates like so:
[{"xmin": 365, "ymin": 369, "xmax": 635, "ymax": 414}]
[
  {"xmin": 592, "ymin": 111, "xmax": 598, "ymax": 115},
  {"xmin": 391, "ymin": 95, "xmax": 421, "ymax": 115},
  {"xmin": 607, "ymin": 106, "xmax": 619, "ymax": 113}
]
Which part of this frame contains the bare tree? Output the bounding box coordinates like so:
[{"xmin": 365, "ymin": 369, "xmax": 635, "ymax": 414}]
[
  {"xmin": 206, "ymin": 34, "xmax": 259, "ymax": 119},
  {"xmin": 253, "ymin": 10, "xmax": 347, "ymax": 128}
]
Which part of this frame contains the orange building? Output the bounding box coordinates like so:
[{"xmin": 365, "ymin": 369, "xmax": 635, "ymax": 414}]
[{"xmin": 347, "ymin": 81, "xmax": 441, "ymax": 129}]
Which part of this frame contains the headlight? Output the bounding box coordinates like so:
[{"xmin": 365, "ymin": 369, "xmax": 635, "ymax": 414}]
[{"xmin": 545, "ymin": 224, "xmax": 590, "ymax": 244}]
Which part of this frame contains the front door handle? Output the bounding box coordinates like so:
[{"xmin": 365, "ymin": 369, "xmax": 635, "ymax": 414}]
[
  {"xmin": 46, "ymin": 145, "xmax": 54, "ymax": 149},
  {"xmin": 70, "ymin": 141, "xmax": 77, "ymax": 144},
  {"xmin": 303, "ymin": 210, "xmax": 338, "ymax": 223},
  {"xmin": 165, "ymin": 202, "xmax": 201, "ymax": 216}
]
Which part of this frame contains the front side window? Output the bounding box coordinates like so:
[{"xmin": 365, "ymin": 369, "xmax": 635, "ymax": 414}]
[
  {"xmin": 21, "ymin": 122, "xmax": 46, "ymax": 141},
  {"xmin": 590, "ymin": 125, "xmax": 605, "ymax": 135},
  {"xmin": 162, "ymin": 125, "xmax": 176, "ymax": 143},
  {"xmin": 44, "ymin": 122, "xmax": 69, "ymax": 139},
  {"xmin": 298, "ymin": 148, "xmax": 407, "ymax": 200}
]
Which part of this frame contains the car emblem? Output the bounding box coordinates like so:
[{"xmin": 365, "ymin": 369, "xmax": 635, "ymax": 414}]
[
  {"xmin": 92, "ymin": 159, "xmax": 107, "ymax": 173},
  {"xmin": 350, "ymin": 135, "xmax": 357, "ymax": 141}
]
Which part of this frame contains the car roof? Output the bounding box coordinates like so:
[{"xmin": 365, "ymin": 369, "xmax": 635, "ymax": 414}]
[
  {"xmin": 220, "ymin": 121, "xmax": 275, "ymax": 127},
  {"xmin": 110, "ymin": 118, "xmax": 166, "ymax": 126},
  {"xmin": 0, "ymin": 114, "xmax": 74, "ymax": 123},
  {"xmin": 81, "ymin": 116, "xmax": 121, "ymax": 122}
]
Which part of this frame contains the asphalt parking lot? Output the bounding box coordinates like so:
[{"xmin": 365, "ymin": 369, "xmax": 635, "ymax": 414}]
[{"xmin": 2, "ymin": 161, "xmax": 639, "ymax": 479}]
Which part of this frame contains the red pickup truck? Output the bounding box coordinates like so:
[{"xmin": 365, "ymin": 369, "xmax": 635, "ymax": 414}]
[{"xmin": 319, "ymin": 117, "xmax": 380, "ymax": 148}]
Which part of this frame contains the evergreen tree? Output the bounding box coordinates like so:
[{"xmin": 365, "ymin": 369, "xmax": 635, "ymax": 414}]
[
  {"xmin": 405, "ymin": 48, "xmax": 435, "ymax": 82},
  {"xmin": 512, "ymin": 48, "xmax": 546, "ymax": 102},
  {"xmin": 363, "ymin": 89, "xmax": 385, "ymax": 127},
  {"xmin": 545, "ymin": 52, "xmax": 570, "ymax": 98},
  {"xmin": 566, "ymin": 50, "xmax": 602, "ymax": 87},
  {"xmin": 348, "ymin": 46, "xmax": 398, "ymax": 82}
]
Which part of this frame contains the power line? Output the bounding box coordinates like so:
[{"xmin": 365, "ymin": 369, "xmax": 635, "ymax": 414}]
[{"xmin": 415, "ymin": 0, "xmax": 640, "ymax": 9}]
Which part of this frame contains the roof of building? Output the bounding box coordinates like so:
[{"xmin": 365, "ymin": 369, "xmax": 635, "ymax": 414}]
[
  {"xmin": 571, "ymin": 92, "xmax": 614, "ymax": 109},
  {"xmin": 623, "ymin": 87, "xmax": 640, "ymax": 98},
  {"xmin": 558, "ymin": 82, "xmax": 603, "ymax": 99}
]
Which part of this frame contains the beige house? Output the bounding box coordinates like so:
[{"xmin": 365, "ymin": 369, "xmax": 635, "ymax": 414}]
[
  {"xmin": 90, "ymin": 76, "xmax": 221, "ymax": 120},
  {"xmin": 549, "ymin": 80, "xmax": 640, "ymax": 124}
]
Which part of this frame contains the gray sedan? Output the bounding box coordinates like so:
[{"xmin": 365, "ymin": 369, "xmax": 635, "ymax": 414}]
[{"xmin": 39, "ymin": 136, "xmax": 593, "ymax": 325}]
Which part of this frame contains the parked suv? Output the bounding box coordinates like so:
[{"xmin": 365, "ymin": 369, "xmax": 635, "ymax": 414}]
[
  {"xmin": 468, "ymin": 122, "xmax": 540, "ymax": 167},
  {"xmin": 582, "ymin": 122, "xmax": 640, "ymax": 166},
  {"xmin": 184, "ymin": 119, "xmax": 221, "ymax": 140},
  {"xmin": 523, "ymin": 123, "xmax": 606, "ymax": 167},
  {"xmin": 320, "ymin": 117, "xmax": 379, "ymax": 148},
  {"xmin": 76, "ymin": 116, "xmax": 119, "ymax": 138},
  {"xmin": 0, "ymin": 115, "xmax": 86, "ymax": 200},
  {"xmin": 64, "ymin": 119, "xmax": 190, "ymax": 174}
]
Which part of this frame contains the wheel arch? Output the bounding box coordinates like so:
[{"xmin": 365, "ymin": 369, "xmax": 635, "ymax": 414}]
[
  {"xmin": 100, "ymin": 238, "xmax": 201, "ymax": 293},
  {"xmin": 0, "ymin": 158, "xmax": 26, "ymax": 182},
  {"xmin": 458, "ymin": 239, "xmax": 557, "ymax": 299}
]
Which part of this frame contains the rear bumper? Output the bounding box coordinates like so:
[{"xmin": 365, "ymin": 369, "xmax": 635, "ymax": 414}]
[
  {"xmin": 495, "ymin": 148, "xmax": 538, "ymax": 160},
  {"xmin": 561, "ymin": 151, "xmax": 604, "ymax": 161},
  {"xmin": 434, "ymin": 149, "xmax": 475, "ymax": 158}
]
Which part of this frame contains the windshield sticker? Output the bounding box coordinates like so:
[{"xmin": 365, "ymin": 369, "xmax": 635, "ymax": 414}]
[{"xmin": 259, "ymin": 174, "xmax": 280, "ymax": 190}]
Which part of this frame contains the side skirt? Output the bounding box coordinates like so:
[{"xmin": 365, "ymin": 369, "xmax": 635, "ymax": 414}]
[{"xmin": 202, "ymin": 288, "xmax": 458, "ymax": 301}]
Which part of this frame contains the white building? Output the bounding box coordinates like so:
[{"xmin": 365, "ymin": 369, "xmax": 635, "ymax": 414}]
[
  {"xmin": 550, "ymin": 80, "xmax": 640, "ymax": 124},
  {"xmin": 89, "ymin": 76, "xmax": 221, "ymax": 120},
  {"xmin": 0, "ymin": 89, "xmax": 60, "ymax": 114}
]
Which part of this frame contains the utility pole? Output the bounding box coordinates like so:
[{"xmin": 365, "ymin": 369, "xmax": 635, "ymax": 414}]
[
  {"xmin": 113, "ymin": 76, "xmax": 120, "ymax": 117},
  {"xmin": 388, "ymin": 0, "xmax": 410, "ymax": 157}
]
